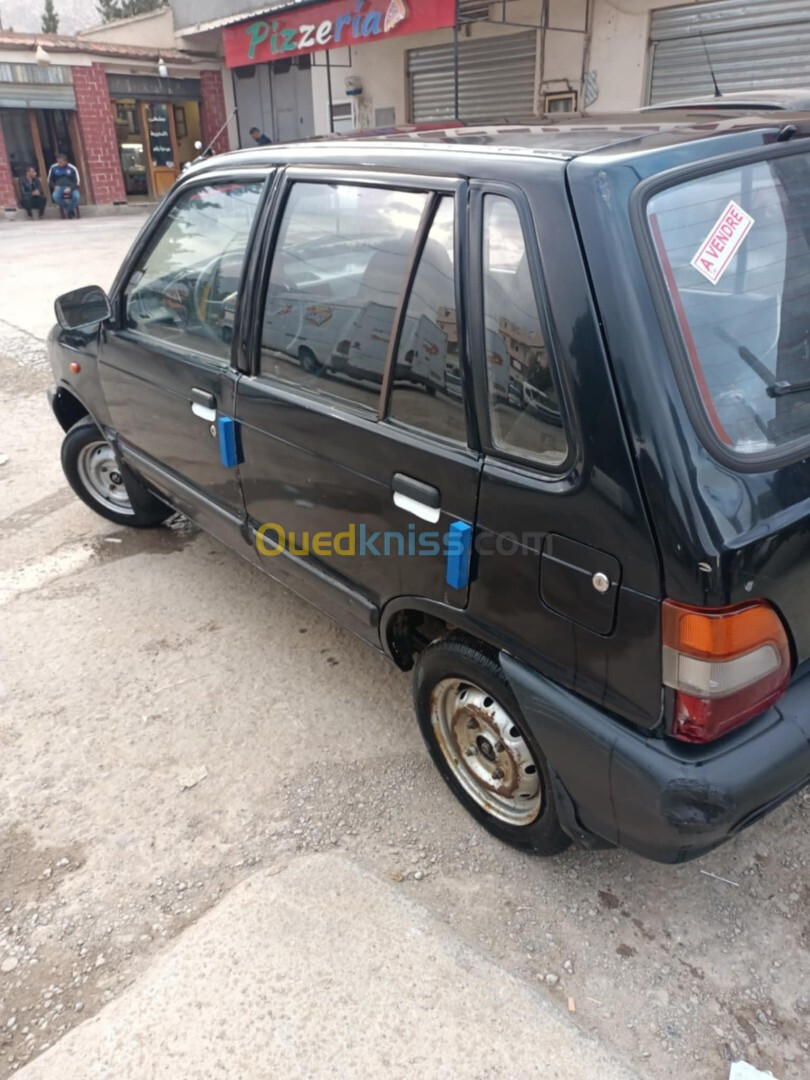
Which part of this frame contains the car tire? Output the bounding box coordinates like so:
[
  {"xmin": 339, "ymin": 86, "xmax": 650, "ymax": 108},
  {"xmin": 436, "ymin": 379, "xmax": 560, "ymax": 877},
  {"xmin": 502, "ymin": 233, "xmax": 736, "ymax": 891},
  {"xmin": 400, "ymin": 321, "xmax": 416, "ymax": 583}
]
[
  {"xmin": 413, "ymin": 636, "xmax": 571, "ymax": 856},
  {"xmin": 299, "ymin": 347, "xmax": 322, "ymax": 375},
  {"xmin": 61, "ymin": 418, "xmax": 172, "ymax": 528}
]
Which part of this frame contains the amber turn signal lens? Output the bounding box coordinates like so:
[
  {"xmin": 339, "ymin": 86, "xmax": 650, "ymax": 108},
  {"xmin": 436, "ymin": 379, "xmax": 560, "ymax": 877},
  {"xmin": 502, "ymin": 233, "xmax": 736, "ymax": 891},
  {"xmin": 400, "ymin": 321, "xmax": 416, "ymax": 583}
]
[
  {"xmin": 662, "ymin": 601, "xmax": 789, "ymax": 661},
  {"xmin": 69, "ymin": 362, "xmax": 81, "ymax": 374}
]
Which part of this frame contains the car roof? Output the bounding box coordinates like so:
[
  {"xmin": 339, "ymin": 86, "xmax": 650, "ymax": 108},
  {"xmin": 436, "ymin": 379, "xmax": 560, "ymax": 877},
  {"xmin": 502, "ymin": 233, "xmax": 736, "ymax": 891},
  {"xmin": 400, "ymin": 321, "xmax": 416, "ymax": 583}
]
[
  {"xmin": 189, "ymin": 110, "xmax": 808, "ymax": 176},
  {"xmin": 642, "ymin": 88, "xmax": 810, "ymax": 112}
]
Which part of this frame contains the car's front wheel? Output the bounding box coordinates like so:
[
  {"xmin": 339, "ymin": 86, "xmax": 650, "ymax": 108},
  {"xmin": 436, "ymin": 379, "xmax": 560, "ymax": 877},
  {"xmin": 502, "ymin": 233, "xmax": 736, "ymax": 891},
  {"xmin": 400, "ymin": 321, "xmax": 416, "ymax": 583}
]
[
  {"xmin": 413, "ymin": 636, "xmax": 571, "ymax": 855},
  {"xmin": 61, "ymin": 418, "xmax": 171, "ymax": 528}
]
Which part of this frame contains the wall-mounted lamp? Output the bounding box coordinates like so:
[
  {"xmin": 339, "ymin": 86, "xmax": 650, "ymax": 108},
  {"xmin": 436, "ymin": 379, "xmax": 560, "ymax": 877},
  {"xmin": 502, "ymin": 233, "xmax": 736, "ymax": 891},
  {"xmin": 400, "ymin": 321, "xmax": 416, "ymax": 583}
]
[
  {"xmin": 36, "ymin": 45, "xmax": 52, "ymax": 66},
  {"xmin": 157, "ymin": 58, "xmax": 168, "ymax": 79}
]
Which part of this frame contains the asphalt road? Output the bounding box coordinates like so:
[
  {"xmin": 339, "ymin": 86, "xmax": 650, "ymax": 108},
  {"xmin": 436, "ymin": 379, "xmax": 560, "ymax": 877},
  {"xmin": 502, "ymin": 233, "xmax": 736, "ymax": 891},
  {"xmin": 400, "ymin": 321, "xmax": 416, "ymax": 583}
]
[{"xmin": 0, "ymin": 215, "xmax": 808, "ymax": 1080}]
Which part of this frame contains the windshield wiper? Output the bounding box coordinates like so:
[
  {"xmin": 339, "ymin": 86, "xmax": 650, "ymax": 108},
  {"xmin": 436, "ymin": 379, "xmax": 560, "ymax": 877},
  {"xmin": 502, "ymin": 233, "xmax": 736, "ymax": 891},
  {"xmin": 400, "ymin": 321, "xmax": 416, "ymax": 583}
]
[
  {"xmin": 767, "ymin": 377, "xmax": 810, "ymax": 397},
  {"xmin": 714, "ymin": 328, "xmax": 810, "ymax": 398}
]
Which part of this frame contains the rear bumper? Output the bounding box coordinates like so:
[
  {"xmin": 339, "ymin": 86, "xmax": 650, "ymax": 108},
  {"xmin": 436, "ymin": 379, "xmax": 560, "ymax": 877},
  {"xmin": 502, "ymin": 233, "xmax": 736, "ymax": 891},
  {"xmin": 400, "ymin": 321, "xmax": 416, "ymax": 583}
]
[{"xmin": 501, "ymin": 652, "xmax": 810, "ymax": 863}]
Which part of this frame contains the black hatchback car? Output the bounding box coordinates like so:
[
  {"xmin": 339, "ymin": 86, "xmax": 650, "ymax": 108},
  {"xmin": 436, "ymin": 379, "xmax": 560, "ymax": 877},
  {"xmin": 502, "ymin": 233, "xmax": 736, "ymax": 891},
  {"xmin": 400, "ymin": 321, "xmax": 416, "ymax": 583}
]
[{"xmin": 48, "ymin": 113, "xmax": 810, "ymax": 864}]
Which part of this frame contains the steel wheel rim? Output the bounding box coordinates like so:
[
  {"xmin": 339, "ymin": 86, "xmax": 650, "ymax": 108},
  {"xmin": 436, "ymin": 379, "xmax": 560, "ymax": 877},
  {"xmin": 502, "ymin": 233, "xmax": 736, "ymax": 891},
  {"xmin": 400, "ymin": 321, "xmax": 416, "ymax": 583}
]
[
  {"xmin": 430, "ymin": 678, "xmax": 542, "ymax": 826},
  {"xmin": 76, "ymin": 441, "xmax": 134, "ymax": 515}
]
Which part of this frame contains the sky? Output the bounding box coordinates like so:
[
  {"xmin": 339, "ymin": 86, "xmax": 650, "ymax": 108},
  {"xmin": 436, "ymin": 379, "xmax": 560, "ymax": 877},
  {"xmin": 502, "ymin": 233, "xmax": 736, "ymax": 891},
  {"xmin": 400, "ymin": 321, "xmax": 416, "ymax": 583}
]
[{"xmin": 0, "ymin": 0, "xmax": 101, "ymax": 35}]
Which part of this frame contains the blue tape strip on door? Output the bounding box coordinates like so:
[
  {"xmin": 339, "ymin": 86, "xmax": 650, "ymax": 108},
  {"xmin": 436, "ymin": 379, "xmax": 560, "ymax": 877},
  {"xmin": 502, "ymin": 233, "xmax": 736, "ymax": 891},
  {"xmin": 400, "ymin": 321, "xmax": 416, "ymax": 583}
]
[
  {"xmin": 218, "ymin": 416, "xmax": 243, "ymax": 469},
  {"xmin": 446, "ymin": 520, "xmax": 473, "ymax": 590}
]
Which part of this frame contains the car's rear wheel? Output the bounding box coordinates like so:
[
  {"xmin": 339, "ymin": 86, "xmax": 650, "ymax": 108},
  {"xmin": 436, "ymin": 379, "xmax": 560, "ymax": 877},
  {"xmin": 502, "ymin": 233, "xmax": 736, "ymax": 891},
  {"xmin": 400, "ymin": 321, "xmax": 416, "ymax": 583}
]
[
  {"xmin": 299, "ymin": 346, "xmax": 323, "ymax": 375},
  {"xmin": 61, "ymin": 418, "xmax": 172, "ymax": 528},
  {"xmin": 413, "ymin": 636, "xmax": 570, "ymax": 855}
]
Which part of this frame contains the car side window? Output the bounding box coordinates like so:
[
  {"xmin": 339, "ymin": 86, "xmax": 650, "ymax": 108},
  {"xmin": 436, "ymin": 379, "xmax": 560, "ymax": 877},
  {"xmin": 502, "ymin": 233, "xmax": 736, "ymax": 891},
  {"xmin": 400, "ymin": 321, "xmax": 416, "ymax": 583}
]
[
  {"xmin": 482, "ymin": 195, "xmax": 568, "ymax": 467},
  {"xmin": 388, "ymin": 197, "xmax": 467, "ymax": 443},
  {"xmin": 124, "ymin": 180, "xmax": 264, "ymax": 363},
  {"xmin": 259, "ymin": 182, "xmax": 428, "ymax": 412}
]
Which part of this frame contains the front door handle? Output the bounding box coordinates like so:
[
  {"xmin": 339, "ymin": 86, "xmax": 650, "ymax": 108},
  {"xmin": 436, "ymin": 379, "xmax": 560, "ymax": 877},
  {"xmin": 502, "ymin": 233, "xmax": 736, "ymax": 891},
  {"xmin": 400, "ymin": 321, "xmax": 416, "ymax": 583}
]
[
  {"xmin": 190, "ymin": 386, "xmax": 217, "ymax": 421},
  {"xmin": 392, "ymin": 472, "xmax": 441, "ymax": 524}
]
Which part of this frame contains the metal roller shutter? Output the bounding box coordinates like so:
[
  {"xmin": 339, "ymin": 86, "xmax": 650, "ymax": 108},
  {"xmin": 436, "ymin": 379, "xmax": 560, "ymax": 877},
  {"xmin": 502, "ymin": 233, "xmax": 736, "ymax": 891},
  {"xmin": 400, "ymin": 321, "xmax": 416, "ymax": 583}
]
[
  {"xmin": 0, "ymin": 86, "xmax": 76, "ymax": 109},
  {"xmin": 408, "ymin": 30, "xmax": 537, "ymax": 122},
  {"xmin": 649, "ymin": 0, "xmax": 810, "ymax": 105}
]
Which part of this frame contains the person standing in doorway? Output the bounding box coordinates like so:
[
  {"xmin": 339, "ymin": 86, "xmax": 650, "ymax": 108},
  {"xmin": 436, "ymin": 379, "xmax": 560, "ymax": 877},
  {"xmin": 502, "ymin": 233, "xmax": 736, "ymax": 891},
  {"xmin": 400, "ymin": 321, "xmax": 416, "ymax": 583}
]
[
  {"xmin": 249, "ymin": 127, "xmax": 272, "ymax": 146},
  {"xmin": 48, "ymin": 153, "xmax": 81, "ymax": 219},
  {"xmin": 20, "ymin": 166, "xmax": 47, "ymax": 219}
]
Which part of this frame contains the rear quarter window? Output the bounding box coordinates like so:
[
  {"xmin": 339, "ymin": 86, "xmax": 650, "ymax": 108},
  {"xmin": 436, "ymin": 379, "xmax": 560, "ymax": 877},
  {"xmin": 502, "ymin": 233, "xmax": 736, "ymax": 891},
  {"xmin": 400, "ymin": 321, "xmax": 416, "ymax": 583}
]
[{"xmin": 646, "ymin": 152, "xmax": 810, "ymax": 461}]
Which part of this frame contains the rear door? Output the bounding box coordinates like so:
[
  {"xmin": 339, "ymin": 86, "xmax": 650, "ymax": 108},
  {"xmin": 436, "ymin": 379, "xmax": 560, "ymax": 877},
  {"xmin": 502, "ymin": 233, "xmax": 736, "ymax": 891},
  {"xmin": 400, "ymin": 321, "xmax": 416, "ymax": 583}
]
[
  {"xmin": 467, "ymin": 179, "xmax": 663, "ymax": 730},
  {"xmin": 100, "ymin": 173, "xmax": 266, "ymax": 543},
  {"xmin": 234, "ymin": 172, "xmax": 480, "ymax": 643}
]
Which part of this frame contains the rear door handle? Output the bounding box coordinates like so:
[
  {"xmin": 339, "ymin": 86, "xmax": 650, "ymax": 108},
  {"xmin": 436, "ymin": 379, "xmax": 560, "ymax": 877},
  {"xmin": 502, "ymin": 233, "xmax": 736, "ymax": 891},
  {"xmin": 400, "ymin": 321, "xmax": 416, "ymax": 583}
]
[
  {"xmin": 392, "ymin": 472, "xmax": 441, "ymax": 524},
  {"xmin": 190, "ymin": 386, "xmax": 217, "ymax": 421}
]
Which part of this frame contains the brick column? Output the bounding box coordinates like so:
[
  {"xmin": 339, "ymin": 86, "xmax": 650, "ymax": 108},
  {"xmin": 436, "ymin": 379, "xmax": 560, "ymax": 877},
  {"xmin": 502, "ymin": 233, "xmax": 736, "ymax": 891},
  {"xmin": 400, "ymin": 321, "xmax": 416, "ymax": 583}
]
[
  {"xmin": 200, "ymin": 69, "xmax": 231, "ymax": 155},
  {"xmin": 72, "ymin": 63, "xmax": 126, "ymax": 205},
  {"xmin": 0, "ymin": 121, "xmax": 17, "ymax": 210}
]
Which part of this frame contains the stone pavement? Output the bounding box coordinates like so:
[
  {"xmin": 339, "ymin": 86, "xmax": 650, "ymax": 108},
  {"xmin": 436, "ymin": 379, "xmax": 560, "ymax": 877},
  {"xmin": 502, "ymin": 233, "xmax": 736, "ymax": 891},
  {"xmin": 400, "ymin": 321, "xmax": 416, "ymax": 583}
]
[{"xmin": 14, "ymin": 854, "xmax": 642, "ymax": 1080}]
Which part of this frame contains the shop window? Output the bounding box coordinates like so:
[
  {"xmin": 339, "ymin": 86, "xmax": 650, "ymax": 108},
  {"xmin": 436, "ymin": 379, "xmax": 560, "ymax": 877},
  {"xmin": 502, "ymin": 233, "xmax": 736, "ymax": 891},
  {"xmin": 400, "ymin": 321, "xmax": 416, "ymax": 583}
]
[
  {"xmin": 544, "ymin": 92, "xmax": 577, "ymax": 114},
  {"xmin": 330, "ymin": 101, "xmax": 353, "ymax": 134}
]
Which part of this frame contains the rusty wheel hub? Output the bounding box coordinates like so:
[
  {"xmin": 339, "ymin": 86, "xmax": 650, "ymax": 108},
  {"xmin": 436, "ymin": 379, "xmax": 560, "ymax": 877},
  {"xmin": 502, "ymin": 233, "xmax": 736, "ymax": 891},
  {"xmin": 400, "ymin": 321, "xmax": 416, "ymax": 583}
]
[{"xmin": 430, "ymin": 679, "xmax": 542, "ymax": 826}]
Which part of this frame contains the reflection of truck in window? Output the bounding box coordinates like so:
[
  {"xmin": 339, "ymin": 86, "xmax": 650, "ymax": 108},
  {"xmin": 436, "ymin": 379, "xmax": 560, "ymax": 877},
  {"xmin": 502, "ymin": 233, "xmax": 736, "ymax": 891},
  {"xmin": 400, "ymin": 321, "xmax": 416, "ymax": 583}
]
[
  {"xmin": 261, "ymin": 292, "xmax": 358, "ymax": 372},
  {"xmin": 332, "ymin": 304, "xmax": 447, "ymax": 393},
  {"xmin": 400, "ymin": 314, "xmax": 448, "ymax": 394}
]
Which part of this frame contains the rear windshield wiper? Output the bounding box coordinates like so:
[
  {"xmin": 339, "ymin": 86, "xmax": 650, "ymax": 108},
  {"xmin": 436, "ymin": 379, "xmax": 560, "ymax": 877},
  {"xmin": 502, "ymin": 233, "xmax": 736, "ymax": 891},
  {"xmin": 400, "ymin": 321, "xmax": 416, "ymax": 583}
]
[
  {"xmin": 714, "ymin": 326, "xmax": 810, "ymax": 397},
  {"xmin": 768, "ymin": 378, "xmax": 810, "ymax": 397}
]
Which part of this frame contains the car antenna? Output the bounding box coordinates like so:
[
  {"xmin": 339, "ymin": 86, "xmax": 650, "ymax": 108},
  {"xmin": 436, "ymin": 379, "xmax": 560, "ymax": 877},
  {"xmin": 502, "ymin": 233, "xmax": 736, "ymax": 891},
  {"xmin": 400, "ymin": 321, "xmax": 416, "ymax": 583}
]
[{"xmin": 700, "ymin": 32, "xmax": 722, "ymax": 98}]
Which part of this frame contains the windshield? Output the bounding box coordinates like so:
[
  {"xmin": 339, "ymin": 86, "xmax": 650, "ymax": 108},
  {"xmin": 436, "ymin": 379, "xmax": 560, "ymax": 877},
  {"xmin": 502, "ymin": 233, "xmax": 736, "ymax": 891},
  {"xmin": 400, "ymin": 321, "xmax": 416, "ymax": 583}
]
[{"xmin": 647, "ymin": 151, "xmax": 810, "ymax": 458}]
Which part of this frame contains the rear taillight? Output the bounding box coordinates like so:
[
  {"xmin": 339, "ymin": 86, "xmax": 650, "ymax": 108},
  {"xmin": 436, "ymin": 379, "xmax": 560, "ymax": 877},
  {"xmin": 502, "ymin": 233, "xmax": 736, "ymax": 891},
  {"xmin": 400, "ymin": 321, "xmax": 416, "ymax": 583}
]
[{"xmin": 662, "ymin": 600, "xmax": 791, "ymax": 743}]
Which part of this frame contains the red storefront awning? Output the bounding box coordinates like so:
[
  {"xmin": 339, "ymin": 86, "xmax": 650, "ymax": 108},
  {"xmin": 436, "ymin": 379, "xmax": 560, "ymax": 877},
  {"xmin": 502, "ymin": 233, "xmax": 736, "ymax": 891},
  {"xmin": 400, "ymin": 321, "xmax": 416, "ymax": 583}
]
[{"xmin": 223, "ymin": 0, "xmax": 457, "ymax": 69}]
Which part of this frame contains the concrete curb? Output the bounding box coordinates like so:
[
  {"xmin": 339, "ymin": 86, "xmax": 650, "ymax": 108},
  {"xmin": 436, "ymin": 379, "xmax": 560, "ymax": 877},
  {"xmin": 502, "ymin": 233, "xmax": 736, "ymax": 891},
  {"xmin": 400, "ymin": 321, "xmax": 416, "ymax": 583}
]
[
  {"xmin": 2, "ymin": 204, "xmax": 155, "ymax": 223},
  {"xmin": 14, "ymin": 853, "xmax": 645, "ymax": 1080}
]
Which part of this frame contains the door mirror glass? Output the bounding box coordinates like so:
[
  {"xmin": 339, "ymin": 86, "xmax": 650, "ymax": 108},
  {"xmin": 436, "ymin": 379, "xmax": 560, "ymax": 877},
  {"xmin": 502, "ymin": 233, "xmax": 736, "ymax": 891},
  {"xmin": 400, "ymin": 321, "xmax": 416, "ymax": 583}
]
[{"xmin": 55, "ymin": 285, "xmax": 111, "ymax": 331}]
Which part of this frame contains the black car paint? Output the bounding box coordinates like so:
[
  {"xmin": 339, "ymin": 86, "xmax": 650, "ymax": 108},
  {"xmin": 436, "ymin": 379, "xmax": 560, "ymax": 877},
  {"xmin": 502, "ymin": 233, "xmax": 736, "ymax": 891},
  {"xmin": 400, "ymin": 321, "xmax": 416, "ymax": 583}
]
[
  {"xmin": 567, "ymin": 122, "xmax": 810, "ymax": 669},
  {"xmin": 48, "ymin": 115, "xmax": 810, "ymax": 862}
]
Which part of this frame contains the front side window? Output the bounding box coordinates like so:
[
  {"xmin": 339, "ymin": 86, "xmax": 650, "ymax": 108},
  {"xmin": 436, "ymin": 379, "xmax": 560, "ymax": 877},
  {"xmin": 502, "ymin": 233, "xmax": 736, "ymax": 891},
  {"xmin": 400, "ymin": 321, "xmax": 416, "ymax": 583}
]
[
  {"xmin": 125, "ymin": 180, "xmax": 264, "ymax": 362},
  {"xmin": 260, "ymin": 182, "xmax": 428, "ymax": 412},
  {"xmin": 389, "ymin": 196, "xmax": 467, "ymax": 443},
  {"xmin": 647, "ymin": 152, "xmax": 810, "ymax": 458},
  {"xmin": 482, "ymin": 195, "xmax": 568, "ymax": 467}
]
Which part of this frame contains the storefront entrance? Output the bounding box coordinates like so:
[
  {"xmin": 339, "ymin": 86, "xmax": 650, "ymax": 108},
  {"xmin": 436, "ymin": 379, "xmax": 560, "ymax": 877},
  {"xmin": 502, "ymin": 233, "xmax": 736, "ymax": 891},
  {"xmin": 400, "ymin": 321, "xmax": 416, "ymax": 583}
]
[
  {"xmin": 0, "ymin": 106, "xmax": 80, "ymax": 197},
  {"xmin": 233, "ymin": 57, "xmax": 315, "ymax": 146},
  {"xmin": 107, "ymin": 74, "xmax": 203, "ymax": 201},
  {"xmin": 649, "ymin": 0, "xmax": 810, "ymax": 104},
  {"xmin": 113, "ymin": 96, "xmax": 202, "ymax": 200}
]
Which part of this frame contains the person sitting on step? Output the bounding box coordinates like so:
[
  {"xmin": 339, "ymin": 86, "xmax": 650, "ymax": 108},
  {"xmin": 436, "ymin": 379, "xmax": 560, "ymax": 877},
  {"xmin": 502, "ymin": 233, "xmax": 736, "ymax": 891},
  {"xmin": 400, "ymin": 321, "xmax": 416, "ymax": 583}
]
[
  {"xmin": 19, "ymin": 166, "xmax": 47, "ymax": 219},
  {"xmin": 48, "ymin": 153, "xmax": 81, "ymax": 219}
]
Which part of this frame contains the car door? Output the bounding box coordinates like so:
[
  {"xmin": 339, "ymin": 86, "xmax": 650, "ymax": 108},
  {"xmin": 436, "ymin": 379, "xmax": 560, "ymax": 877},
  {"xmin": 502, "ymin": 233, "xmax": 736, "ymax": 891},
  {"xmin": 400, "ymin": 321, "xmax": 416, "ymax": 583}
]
[
  {"xmin": 466, "ymin": 180, "xmax": 663, "ymax": 729},
  {"xmin": 234, "ymin": 172, "xmax": 481, "ymax": 644},
  {"xmin": 99, "ymin": 173, "xmax": 267, "ymax": 544}
]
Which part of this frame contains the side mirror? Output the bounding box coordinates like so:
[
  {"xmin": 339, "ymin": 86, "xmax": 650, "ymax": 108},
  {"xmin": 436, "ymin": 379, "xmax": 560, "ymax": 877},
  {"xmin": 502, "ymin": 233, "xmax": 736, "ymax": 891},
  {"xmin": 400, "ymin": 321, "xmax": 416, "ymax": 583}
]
[{"xmin": 55, "ymin": 285, "xmax": 111, "ymax": 331}]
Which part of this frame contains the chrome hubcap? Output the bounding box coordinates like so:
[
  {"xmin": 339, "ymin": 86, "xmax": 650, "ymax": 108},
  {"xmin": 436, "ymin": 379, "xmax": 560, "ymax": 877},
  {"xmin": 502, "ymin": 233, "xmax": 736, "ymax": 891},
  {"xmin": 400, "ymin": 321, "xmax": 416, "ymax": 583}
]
[
  {"xmin": 430, "ymin": 678, "xmax": 542, "ymax": 826},
  {"xmin": 76, "ymin": 441, "xmax": 134, "ymax": 515}
]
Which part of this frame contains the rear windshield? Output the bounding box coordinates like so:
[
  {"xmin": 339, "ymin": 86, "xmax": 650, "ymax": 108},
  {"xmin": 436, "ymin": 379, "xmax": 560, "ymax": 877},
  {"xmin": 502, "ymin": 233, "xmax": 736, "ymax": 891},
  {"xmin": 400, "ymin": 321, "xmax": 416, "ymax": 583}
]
[{"xmin": 647, "ymin": 151, "xmax": 810, "ymax": 459}]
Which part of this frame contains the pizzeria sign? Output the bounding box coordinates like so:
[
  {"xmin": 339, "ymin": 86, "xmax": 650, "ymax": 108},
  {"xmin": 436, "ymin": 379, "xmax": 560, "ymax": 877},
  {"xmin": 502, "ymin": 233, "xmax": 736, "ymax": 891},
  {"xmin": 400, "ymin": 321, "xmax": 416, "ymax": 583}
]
[{"xmin": 223, "ymin": 0, "xmax": 457, "ymax": 68}]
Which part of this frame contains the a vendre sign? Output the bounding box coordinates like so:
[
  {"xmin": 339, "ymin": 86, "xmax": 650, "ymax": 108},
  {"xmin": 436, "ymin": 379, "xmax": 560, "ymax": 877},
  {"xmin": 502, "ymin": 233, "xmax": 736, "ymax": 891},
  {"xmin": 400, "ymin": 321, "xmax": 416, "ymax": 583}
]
[{"xmin": 223, "ymin": 0, "xmax": 457, "ymax": 68}]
